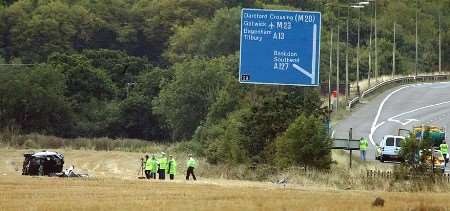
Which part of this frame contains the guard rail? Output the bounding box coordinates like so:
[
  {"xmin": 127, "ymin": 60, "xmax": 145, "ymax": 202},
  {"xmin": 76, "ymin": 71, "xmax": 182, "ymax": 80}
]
[{"xmin": 347, "ymin": 74, "xmax": 450, "ymax": 110}]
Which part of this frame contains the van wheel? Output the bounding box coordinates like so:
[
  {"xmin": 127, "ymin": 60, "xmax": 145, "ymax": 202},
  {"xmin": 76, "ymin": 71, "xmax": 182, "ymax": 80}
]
[{"xmin": 380, "ymin": 156, "xmax": 384, "ymax": 163}]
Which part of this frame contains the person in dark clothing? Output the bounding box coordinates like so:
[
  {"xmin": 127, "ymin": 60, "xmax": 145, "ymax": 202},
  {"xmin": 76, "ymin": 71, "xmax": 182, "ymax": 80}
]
[
  {"xmin": 158, "ymin": 152, "xmax": 167, "ymax": 180},
  {"xmin": 148, "ymin": 155, "xmax": 158, "ymax": 179},
  {"xmin": 186, "ymin": 154, "xmax": 197, "ymax": 181},
  {"xmin": 167, "ymin": 155, "xmax": 177, "ymax": 180},
  {"xmin": 144, "ymin": 155, "xmax": 151, "ymax": 179}
]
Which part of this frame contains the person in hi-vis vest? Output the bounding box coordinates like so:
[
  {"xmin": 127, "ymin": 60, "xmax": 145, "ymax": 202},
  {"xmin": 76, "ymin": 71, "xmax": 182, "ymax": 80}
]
[
  {"xmin": 186, "ymin": 154, "xmax": 197, "ymax": 181},
  {"xmin": 359, "ymin": 137, "xmax": 368, "ymax": 161}
]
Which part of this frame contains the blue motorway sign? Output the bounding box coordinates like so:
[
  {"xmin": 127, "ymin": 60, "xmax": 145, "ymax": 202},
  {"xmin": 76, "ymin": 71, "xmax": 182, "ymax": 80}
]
[{"xmin": 239, "ymin": 9, "xmax": 321, "ymax": 86}]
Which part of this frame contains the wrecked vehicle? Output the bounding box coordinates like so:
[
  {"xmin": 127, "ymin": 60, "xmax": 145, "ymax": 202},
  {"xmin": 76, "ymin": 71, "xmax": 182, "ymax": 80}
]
[
  {"xmin": 55, "ymin": 165, "xmax": 88, "ymax": 177},
  {"xmin": 22, "ymin": 151, "xmax": 64, "ymax": 176}
]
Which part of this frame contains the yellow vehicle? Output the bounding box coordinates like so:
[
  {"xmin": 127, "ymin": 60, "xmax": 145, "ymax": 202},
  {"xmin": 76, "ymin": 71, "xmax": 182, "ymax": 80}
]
[
  {"xmin": 413, "ymin": 125, "xmax": 446, "ymax": 147},
  {"xmin": 422, "ymin": 149, "xmax": 446, "ymax": 172}
]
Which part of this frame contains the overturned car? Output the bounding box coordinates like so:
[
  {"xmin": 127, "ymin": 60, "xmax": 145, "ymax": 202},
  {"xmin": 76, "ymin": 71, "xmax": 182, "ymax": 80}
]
[{"xmin": 22, "ymin": 151, "xmax": 64, "ymax": 176}]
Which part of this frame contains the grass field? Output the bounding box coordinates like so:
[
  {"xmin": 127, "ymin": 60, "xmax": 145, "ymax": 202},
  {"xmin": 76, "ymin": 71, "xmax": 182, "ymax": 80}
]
[
  {"xmin": 2, "ymin": 174, "xmax": 450, "ymax": 210},
  {"xmin": 1, "ymin": 148, "xmax": 450, "ymax": 210}
]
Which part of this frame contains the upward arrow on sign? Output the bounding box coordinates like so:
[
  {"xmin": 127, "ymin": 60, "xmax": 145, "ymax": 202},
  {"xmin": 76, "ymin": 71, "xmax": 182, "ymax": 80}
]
[{"xmin": 292, "ymin": 24, "xmax": 317, "ymax": 84}]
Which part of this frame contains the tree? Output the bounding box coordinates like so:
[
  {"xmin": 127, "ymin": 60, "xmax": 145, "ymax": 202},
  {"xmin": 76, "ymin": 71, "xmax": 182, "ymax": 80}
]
[
  {"xmin": 49, "ymin": 53, "xmax": 117, "ymax": 106},
  {"xmin": 153, "ymin": 55, "xmax": 236, "ymax": 140},
  {"xmin": 165, "ymin": 7, "xmax": 240, "ymax": 63},
  {"xmin": 0, "ymin": 65, "xmax": 74, "ymax": 136},
  {"xmin": 0, "ymin": 0, "xmax": 31, "ymax": 62},
  {"xmin": 135, "ymin": 67, "xmax": 172, "ymax": 98},
  {"xmin": 399, "ymin": 132, "xmax": 434, "ymax": 173},
  {"xmin": 12, "ymin": 1, "xmax": 99, "ymax": 62},
  {"xmin": 238, "ymin": 87, "xmax": 323, "ymax": 162},
  {"xmin": 1, "ymin": 0, "xmax": 17, "ymax": 6},
  {"xmin": 205, "ymin": 77, "xmax": 241, "ymax": 125},
  {"xmin": 107, "ymin": 94, "xmax": 169, "ymax": 140},
  {"xmin": 205, "ymin": 110, "xmax": 248, "ymax": 164},
  {"xmin": 274, "ymin": 114, "xmax": 332, "ymax": 169},
  {"xmin": 105, "ymin": 67, "xmax": 172, "ymax": 140},
  {"xmin": 128, "ymin": 0, "xmax": 224, "ymax": 64},
  {"xmin": 82, "ymin": 49, "xmax": 151, "ymax": 98}
]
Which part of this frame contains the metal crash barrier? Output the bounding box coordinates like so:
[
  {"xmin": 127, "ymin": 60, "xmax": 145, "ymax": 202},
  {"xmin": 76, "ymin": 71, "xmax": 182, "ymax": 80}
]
[{"xmin": 347, "ymin": 74, "xmax": 450, "ymax": 110}]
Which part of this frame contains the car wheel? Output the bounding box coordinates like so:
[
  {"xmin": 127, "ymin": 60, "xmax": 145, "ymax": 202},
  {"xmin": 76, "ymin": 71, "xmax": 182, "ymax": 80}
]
[{"xmin": 380, "ymin": 156, "xmax": 384, "ymax": 163}]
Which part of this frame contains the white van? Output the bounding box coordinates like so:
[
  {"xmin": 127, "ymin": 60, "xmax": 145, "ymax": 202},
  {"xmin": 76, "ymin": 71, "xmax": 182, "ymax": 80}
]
[{"xmin": 376, "ymin": 135, "xmax": 405, "ymax": 162}]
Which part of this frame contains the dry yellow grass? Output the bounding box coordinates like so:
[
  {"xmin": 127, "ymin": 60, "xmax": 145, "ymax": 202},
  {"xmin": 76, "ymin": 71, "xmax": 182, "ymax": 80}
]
[
  {"xmin": 1, "ymin": 175, "xmax": 450, "ymax": 211},
  {"xmin": 0, "ymin": 148, "xmax": 145, "ymax": 179},
  {"xmin": 0, "ymin": 148, "xmax": 217, "ymax": 180},
  {"xmin": 1, "ymin": 148, "xmax": 450, "ymax": 210}
]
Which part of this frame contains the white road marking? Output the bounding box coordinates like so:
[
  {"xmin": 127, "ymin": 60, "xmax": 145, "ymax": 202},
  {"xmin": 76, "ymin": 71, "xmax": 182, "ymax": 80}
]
[
  {"xmin": 371, "ymin": 85, "xmax": 450, "ymax": 146},
  {"xmin": 387, "ymin": 118, "xmax": 418, "ymax": 126},
  {"xmin": 430, "ymin": 81, "xmax": 450, "ymax": 89},
  {"xmin": 369, "ymin": 86, "xmax": 410, "ymax": 146},
  {"xmin": 387, "ymin": 100, "xmax": 450, "ymax": 125},
  {"xmin": 374, "ymin": 121, "xmax": 385, "ymax": 131}
]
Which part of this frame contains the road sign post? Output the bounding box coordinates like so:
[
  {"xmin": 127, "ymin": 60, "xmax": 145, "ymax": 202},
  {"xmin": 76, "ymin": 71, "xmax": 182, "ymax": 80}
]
[
  {"xmin": 332, "ymin": 128, "xmax": 360, "ymax": 169},
  {"xmin": 349, "ymin": 128, "xmax": 353, "ymax": 169},
  {"xmin": 239, "ymin": 9, "xmax": 321, "ymax": 86}
]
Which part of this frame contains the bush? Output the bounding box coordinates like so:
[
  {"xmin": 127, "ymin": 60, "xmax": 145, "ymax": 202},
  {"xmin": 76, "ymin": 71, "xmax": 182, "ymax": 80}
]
[
  {"xmin": 399, "ymin": 132, "xmax": 434, "ymax": 174},
  {"xmin": 274, "ymin": 114, "xmax": 332, "ymax": 170},
  {"xmin": 0, "ymin": 132, "xmax": 160, "ymax": 153},
  {"xmin": 202, "ymin": 111, "xmax": 247, "ymax": 164},
  {"xmin": 206, "ymin": 139, "xmax": 227, "ymax": 164},
  {"xmin": 175, "ymin": 140, "xmax": 203, "ymax": 156},
  {"xmin": 23, "ymin": 139, "xmax": 39, "ymax": 149}
]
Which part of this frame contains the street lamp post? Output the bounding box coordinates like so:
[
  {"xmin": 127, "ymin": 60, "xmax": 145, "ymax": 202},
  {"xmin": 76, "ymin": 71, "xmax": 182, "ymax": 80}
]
[
  {"xmin": 368, "ymin": 14, "xmax": 373, "ymax": 87},
  {"xmin": 374, "ymin": 0, "xmax": 378, "ymax": 83},
  {"xmin": 336, "ymin": 8, "xmax": 340, "ymax": 112},
  {"xmin": 359, "ymin": 1, "xmax": 375, "ymax": 86},
  {"xmin": 392, "ymin": 22, "xmax": 396, "ymax": 77},
  {"xmin": 329, "ymin": 2, "xmax": 365, "ymax": 107},
  {"xmin": 357, "ymin": 8, "xmax": 360, "ymax": 97},
  {"xmin": 439, "ymin": 11, "xmax": 442, "ymax": 74},
  {"xmin": 324, "ymin": 2, "xmax": 336, "ymax": 119},
  {"xmin": 345, "ymin": 7, "xmax": 349, "ymax": 102},
  {"xmin": 415, "ymin": 0, "xmax": 419, "ymax": 77},
  {"xmin": 351, "ymin": 5, "xmax": 365, "ymax": 97},
  {"xmin": 329, "ymin": 21, "xmax": 333, "ymax": 116}
]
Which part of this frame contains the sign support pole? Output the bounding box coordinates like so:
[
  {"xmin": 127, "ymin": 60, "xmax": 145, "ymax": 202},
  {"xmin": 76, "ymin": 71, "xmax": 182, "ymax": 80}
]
[{"xmin": 349, "ymin": 128, "xmax": 353, "ymax": 169}]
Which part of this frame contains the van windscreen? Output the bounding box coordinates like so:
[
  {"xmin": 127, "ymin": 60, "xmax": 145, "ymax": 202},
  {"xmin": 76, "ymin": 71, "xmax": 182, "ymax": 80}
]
[
  {"xmin": 386, "ymin": 137, "xmax": 395, "ymax": 146},
  {"xmin": 395, "ymin": 138, "xmax": 403, "ymax": 147}
]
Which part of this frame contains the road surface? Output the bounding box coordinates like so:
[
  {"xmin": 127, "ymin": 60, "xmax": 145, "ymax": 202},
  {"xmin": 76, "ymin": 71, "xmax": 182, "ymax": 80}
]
[{"xmin": 334, "ymin": 81, "xmax": 450, "ymax": 160}]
